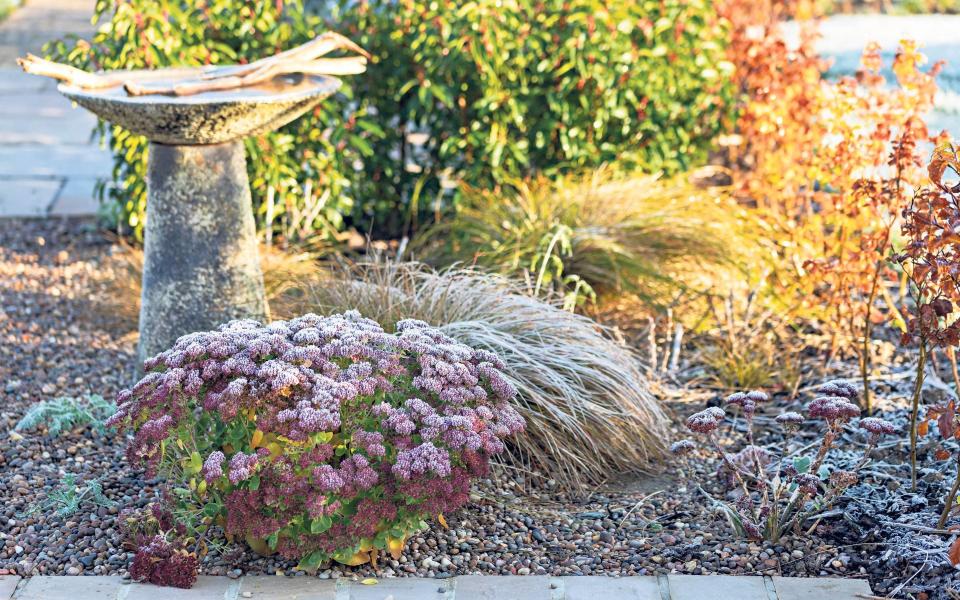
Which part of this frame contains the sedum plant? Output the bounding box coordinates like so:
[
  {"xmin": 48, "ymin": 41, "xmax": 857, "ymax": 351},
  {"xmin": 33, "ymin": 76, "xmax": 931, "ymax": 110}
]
[
  {"xmin": 120, "ymin": 503, "xmax": 198, "ymax": 589},
  {"xmin": 673, "ymin": 382, "xmax": 895, "ymax": 541},
  {"xmin": 108, "ymin": 311, "xmax": 524, "ymax": 574}
]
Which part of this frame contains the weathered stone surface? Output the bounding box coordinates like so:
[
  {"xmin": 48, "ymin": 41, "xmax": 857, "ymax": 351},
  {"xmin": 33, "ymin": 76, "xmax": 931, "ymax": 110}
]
[
  {"xmin": 15, "ymin": 575, "xmax": 123, "ymax": 600},
  {"xmin": 348, "ymin": 577, "xmax": 452, "ymax": 600},
  {"xmin": 125, "ymin": 576, "xmax": 235, "ymax": 599},
  {"xmin": 453, "ymin": 576, "xmax": 552, "ymax": 600},
  {"xmin": 238, "ymin": 575, "xmax": 337, "ymax": 600},
  {"xmin": 668, "ymin": 575, "xmax": 769, "ymax": 600},
  {"xmin": 562, "ymin": 576, "xmax": 660, "ymax": 600},
  {"xmin": 0, "ymin": 575, "xmax": 21, "ymax": 600},
  {"xmin": 138, "ymin": 141, "xmax": 267, "ymax": 364},
  {"xmin": 772, "ymin": 576, "xmax": 872, "ymax": 599},
  {"xmin": 60, "ymin": 72, "xmax": 340, "ymax": 145}
]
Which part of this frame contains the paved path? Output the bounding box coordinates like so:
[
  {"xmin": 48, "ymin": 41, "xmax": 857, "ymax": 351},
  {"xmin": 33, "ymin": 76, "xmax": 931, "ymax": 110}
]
[
  {"xmin": 0, "ymin": 574, "xmax": 872, "ymax": 600},
  {"xmin": 0, "ymin": 0, "xmax": 109, "ymax": 218}
]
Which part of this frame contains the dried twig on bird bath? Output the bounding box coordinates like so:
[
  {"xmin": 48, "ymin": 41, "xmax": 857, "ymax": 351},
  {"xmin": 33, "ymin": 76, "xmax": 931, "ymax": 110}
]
[{"xmin": 17, "ymin": 31, "xmax": 369, "ymax": 97}]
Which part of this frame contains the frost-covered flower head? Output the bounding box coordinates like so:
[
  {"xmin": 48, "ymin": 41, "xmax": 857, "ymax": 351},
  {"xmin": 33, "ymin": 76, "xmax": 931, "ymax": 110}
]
[
  {"xmin": 859, "ymin": 417, "xmax": 895, "ymax": 435},
  {"xmin": 816, "ymin": 380, "xmax": 859, "ymax": 401},
  {"xmin": 807, "ymin": 395, "xmax": 860, "ymax": 422},
  {"xmin": 686, "ymin": 406, "xmax": 725, "ymax": 434},
  {"xmin": 670, "ymin": 439, "xmax": 697, "ymax": 456},
  {"xmin": 775, "ymin": 411, "xmax": 805, "ymax": 430},
  {"xmin": 726, "ymin": 390, "xmax": 769, "ymax": 417}
]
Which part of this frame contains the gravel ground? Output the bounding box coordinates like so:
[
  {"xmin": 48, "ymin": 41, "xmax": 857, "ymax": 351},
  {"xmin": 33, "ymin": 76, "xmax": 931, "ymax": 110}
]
[{"xmin": 1, "ymin": 218, "xmax": 956, "ymax": 596}]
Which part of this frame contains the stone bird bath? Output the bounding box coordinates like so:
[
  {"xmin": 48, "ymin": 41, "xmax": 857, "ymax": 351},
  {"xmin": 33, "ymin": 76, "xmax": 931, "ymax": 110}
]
[{"xmin": 58, "ymin": 71, "xmax": 341, "ymax": 364}]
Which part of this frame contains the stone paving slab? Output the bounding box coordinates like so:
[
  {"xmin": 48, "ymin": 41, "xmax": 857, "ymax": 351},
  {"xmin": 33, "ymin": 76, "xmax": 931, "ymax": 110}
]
[
  {"xmin": 0, "ymin": 68, "xmax": 107, "ymax": 218},
  {"xmin": 0, "ymin": 576, "xmax": 20, "ymax": 600},
  {"xmin": 0, "ymin": 92, "xmax": 88, "ymax": 116},
  {"xmin": 124, "ymin": 577, "xmax": 237, "ymax": 600},
  {"xmin": 562, "ymin": 576, "xmax": 660, "ymax": 600},
  {"xmin": 50, "ymin": 177, "xmax": 100, "ymax": 216},
  {"xmin": 13, "ymin": 575, "xmax": 124, "ymax": 600},
  {"xmin": 238, "ymin": 576, "xmax": 337, "ymax": 600},
  {"xmin": 452, "ymin": 576, "xmax": 554, "ymax": 600},
  {"xmin": 3, "ymin": 575, "xmax": 875, "ymax": 600},
  {"xmin": 0, "ymin": 0, "xmax": 97, "ymax": 67},
  {"xmin": 667, "ymin": 575, "xmax": 770, "ymax": 600},
  {"xmin": 0, "ymin": 69, "xmax": 52, "ymax": 94},
  {"xmin": 0, "ymin": 107, "xmax": 97, "ymax": 145},
  {"xmin": 0, "ymin": 145, "xmax": 112, "ymax": 178},
  {"xmin": 0, "ymin": 177, "xmax": 61, "ymax": 216},
  {"xmin": 349, "ymin": 577, "xmax": 454, "ymax": 600},
  {"xmin": 771, "ymin": 575, "xmax": 872, "ymax": 600}
]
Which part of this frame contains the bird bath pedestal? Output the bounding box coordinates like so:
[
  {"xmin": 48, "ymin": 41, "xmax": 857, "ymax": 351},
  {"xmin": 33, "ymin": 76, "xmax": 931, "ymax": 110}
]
[{"xmin": 59, "ymin": 71, "xmax": 341, "ymax": 364}]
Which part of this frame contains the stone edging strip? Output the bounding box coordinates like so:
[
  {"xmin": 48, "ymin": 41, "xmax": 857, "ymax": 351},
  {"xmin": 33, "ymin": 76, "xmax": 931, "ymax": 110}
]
[{"xmin": 0, "ymin": 573, "xmax": 873, "ymax": 600}]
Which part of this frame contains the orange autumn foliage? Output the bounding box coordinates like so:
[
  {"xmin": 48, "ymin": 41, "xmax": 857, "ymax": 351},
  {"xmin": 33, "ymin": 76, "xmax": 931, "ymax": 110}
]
[{"xmin": 717, "ymin": 0, "xmax": 946, "ymax": 365}]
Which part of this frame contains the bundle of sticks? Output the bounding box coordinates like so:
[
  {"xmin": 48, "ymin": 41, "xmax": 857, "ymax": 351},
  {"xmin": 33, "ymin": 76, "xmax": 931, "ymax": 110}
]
[{"xmin": 17, "ymin": 32, "xmax": 369, "ymax": 97}]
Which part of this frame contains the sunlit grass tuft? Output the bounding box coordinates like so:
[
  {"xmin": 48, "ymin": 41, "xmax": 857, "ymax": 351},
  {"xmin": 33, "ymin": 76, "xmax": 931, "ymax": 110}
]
[{"xmin": 416, "ymin": 170, "xmax": 744, "ymax": 310}]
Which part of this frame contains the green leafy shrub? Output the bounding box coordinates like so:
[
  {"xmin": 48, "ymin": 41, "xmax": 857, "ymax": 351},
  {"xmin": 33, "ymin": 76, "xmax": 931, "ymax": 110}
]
[
  {"xmin": 47, "ymin": 0, "xmax": 734, "ymax": 242},
  {"xmin": 16, "ymin": 394, "xmax": 115, "ymax": 436},
  {"xmin": 338, "ymin": 0, "xmax": 736, "ymax": 236},
  {"xmin": 108, "ymin": 312, "xmax": 524, "ymax": 569},
  {"xmin": 417, "ymin": 171, "xmax": 742, "ymax": 309}
]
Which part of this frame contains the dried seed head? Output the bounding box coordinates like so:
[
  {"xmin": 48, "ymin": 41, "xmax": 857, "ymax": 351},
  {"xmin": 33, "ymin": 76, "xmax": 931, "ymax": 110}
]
[
  {"xmin": 859, "ymin": 417, "xmax": 896, "ymax": 436},
  {"xmin": 816, "ymin": 380, "xmax": 859, "ymax": 401},
  {"xmin": 670, "ymin": 439, "xmax": 697, "ymax": 456},
  {"xmin": 686, "ymin": 406, "xmax": 726, "ymax": 434},
  {"xmin": 775, "ymin": 411, "xmax": 805, "ymax": 428}
]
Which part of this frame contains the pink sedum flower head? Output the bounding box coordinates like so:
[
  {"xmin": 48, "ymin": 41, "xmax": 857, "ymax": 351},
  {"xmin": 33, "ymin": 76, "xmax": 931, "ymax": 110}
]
[
  {"xmin": 670, "ymin": 439, "xmax": 697, "ymax": 456},
  {"xmin": 816, "ymin": 380, "xmax": 859, "ymax": 401},
  {"xmin": 726, "ymin": 390, "xmax": 770, "ymax": 417},
  {"xmin": 807, "ymin": 396, "xmax": 860, "ymax": 422},
  {"xmin": 110, "ymin": 311, "xmax": 525, "ymax": 568},
  {"xmin": 202, "ymin": 451, "xmax": 225, "ymax": 484},
  {"xmin": 859, "ymin": 417, "xmax": 896, "ymax": 436},
  {"xmin": 775, "ymin": 411, "xmax": 805, "ymax": 430},
  {"xmin": 686, "ymin": 406, "xmax": 726, "ymax": 434}
]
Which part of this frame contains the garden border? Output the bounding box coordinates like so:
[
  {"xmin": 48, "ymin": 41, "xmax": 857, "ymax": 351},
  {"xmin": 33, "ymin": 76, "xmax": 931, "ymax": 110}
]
[{"xmin": 0, "ymin": 574, "xmax": 872, "ymax": 599}]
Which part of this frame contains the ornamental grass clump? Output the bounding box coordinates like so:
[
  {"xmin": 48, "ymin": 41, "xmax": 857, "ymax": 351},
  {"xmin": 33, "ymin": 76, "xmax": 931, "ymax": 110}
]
[
  {"xmin": 276, "ymin": 259, "xmax": 669, "ymax": 488},
  {"xmin": 674, "ymin": 382, "xmax": 895, "ymax": 541},
  {"xmin": 108, "ymin": 311, "xmax": 524, "ymax": 575}
]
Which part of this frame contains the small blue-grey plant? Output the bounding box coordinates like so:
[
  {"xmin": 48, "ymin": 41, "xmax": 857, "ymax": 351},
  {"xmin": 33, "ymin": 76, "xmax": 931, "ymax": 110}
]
[
  {"xmin": 15, "ymin": 394, "xmax": 115, "ymax": 437},
  {"xmin": 24, "ymin": 473, "xmax": 116, "ymax": 518}
]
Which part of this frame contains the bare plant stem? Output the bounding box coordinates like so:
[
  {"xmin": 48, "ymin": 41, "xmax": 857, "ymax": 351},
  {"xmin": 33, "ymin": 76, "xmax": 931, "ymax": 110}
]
[
  {"xmin": 861, "ymin": 278, "xmax": 878, "ymax": 414},
  {"xmin": 810, "ymin": 426, "xmax": 837, "ymax": 474},
  {"xmin": 937, "ymin": 453, "xmax": 960, "ymax": 528},
  {"xmin": 948, "ymin": 347, "xmax": 960, "ymax": 399},
  {"xmin": 909, "ymin": 341, "xmax": 928, "ymax": 491}
]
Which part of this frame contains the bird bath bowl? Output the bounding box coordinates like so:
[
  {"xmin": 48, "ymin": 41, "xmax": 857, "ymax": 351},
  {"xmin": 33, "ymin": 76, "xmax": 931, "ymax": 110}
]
[
  {"xmin": 59, "ymin": 71, "xmax": 341, "ymax": 145},
  {"xmin": 58, "ymin": 71, "xmax": 342, "ymax": 365}
]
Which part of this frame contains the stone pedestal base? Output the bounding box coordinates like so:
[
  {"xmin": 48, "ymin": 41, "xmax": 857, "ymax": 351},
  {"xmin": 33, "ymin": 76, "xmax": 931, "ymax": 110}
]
[{"xmin": 138, "ymin": 141, "xmax": 267, "ymax": 365}]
